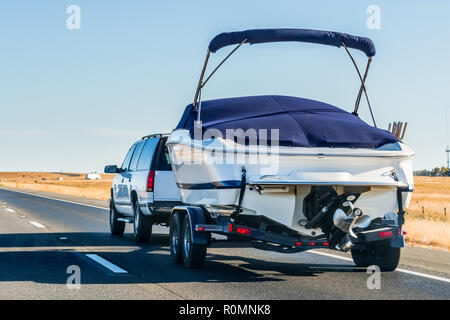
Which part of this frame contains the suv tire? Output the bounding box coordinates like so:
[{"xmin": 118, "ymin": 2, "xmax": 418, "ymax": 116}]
[
  {"xmin": 133, "ymin": 200, "xmax": 153, "ymax": 243},
  {"xmin": 109, "ymin": 199, "xmax": 125, "ymax": 236}
]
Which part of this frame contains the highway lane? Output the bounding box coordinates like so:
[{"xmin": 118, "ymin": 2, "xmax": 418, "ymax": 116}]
[{"xmin": 0, "ymin": 188, "xmax": 449, "ymax": 299}]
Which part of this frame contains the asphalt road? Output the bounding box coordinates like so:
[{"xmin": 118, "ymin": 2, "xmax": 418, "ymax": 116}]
[{"xmin": 0, "ymin": 187, "xmax": 448, "ymax": 300}]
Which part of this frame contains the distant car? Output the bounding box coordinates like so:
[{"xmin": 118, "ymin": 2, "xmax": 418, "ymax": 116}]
[
  {"xmin": 104, "ymin": 133, "xmax": 181, "ymax": 242},
  {"xmin": 85, "ymin": 172, "xmax": 101, "ymax": 180}
]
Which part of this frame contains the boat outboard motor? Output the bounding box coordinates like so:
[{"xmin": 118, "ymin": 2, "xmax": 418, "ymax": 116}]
[
  {"xmin": 303, "ymin": 188, "xmax": 372, "ymax": 251},
  {"xmin": 333, "ymin": 200, "xmax": 371, "ymax": 233},
  {"xmin": 303, "ymin": 186, "xmax": 337, "ymax": 231},
  {"xmin": 303, "ymin": 187, "xmax": 362, "ymax": 233},
  {"xmin": 332, "ymin": 197, "xmax": 372, "ymax": 251}
]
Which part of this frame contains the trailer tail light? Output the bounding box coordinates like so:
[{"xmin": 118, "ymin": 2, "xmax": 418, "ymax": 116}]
[
  {"xmin": 309, "ymin": 242, "xmax": 316, "ymax": 246},
  {"xmin": 197, "ymin": 227, "xmax": 204, "ymax": 231},
  {"xmin": 146, "ymin": 170, "xmax": 155, "ymax": 192},
  {"xmin": 228, "ymin": 223, "xmax": 233, "ymax": 233},
  {"xmin": 323, "ymin": 242, "xmax": 329, "ymax": 246},
  {"xmin": 379, "ymin": 230, "xmax": 393, "ymax": 238},
  {"xmin": 236, "ymin": 227, "xmax": 251, "ymax": 235},
  {"xmin": 295, "ymin": 242, "xmax": 302, "ymax": 246}
]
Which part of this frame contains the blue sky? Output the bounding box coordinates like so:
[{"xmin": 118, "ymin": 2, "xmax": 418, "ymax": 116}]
[{"xmin": 0, "ymin": 0, "xmax": 449, "ymax": 172}]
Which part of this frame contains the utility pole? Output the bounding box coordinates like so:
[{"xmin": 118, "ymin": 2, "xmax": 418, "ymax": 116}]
[{"xmin": 446, "ymin": 145, "xmax": 450, "ymax": 169}]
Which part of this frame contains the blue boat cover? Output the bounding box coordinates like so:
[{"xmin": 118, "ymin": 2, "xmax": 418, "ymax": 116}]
[
  {"xmin": 209, "ymin": 29, "xmax": 376, "ymax": 57},
  {"xmin": 176, "ymin": 95, "xmax": 397, "ymax": 149}
]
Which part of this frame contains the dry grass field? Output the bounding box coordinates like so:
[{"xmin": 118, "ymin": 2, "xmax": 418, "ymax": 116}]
[
  {"xmin": 0, "ymin": 172, "xmax": 448, "ymax": 250},
  {"xmin": 0, "ymin": 172, "xmax": 113, "ymax": 200},
  {"xmin": 404, "ymin": 176, "xmax": 450, "ymax": 250}
]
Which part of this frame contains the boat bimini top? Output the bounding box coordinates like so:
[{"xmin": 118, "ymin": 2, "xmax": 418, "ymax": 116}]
[
  {"xmin": 179, "ymin": 28, "xmax": 395, "ymax": 149},
  {"xmin": 208, "ymin": 29, "xmax": 375, "ymax": 56}
]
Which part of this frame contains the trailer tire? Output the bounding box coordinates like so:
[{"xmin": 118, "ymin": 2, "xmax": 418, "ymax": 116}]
[
  {"xmin": 169, "ymin": 212, "xmax": 183, "ymax": 264},
  {"xmin": 109, "ymin": 199, "xmax": 125, "ymax": 236},
  {"xmin": 182, "ymin": 215, "xmax": 207, "ymax": 269},
  {"xmin": 351, "ymin": 243, "xmax": 400, "ymax": 272},
  {"xmin": 133, "ymin": 200, "xmax": 152, "ymax": 243}
]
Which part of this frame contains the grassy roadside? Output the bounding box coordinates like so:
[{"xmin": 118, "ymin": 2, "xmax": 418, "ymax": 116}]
[
  {"xmin": 0, "ymin": 172, "xmax": 448, "ymax": 250},
  {"xmin": 403, "ymin": 176, "xmax": 450, "ymax": 250},
  {"xmin": 0, "ymin": 172, "xmax": 113, "ymax": 200}
]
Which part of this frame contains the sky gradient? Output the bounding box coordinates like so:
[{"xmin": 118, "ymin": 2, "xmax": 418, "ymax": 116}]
[{"xmin": 0, "ymin": 0, "xmax": 449, "ymax": 172}]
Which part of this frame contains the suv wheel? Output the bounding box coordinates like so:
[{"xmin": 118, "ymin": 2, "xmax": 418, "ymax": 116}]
[
  {"xmin": 109, "ymin": 199, "xmax": 125, "ymax": 235},
  {"xmin": 133, "ymin": 200, "xmax": 152, "ymax": 243}
]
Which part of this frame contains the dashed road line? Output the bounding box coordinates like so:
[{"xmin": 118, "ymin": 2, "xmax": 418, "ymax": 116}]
[
  {"xmin": 85, "ymin": 254, "xmax": 128, "ymax": 274},
  {"xmin": 29, "ymin": 221, "xmax": 46, "ymax": 229},
  {"xmin": 5, "ymin": 208, "xmax": 15, "ymax": 212}
]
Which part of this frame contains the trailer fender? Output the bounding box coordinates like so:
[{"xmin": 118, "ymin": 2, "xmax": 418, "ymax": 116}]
[
  {"xmin": 171, "ymin": 206, "xmax": 208, "ymax": 245},
  {"xmin": 390, "ymin": 235, "xmax": 405, "ymax": 248}
]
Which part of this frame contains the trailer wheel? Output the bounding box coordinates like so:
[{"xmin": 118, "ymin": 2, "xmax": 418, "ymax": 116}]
[
  {"xmin": 169, "ymin": 212, "xmax": 183, "ymax": 264},
  {"xmin": 182, "ymin": 215, "xmax": 207, "ymax": 269},
  {"xmin": 133, "ymin": 200, "xmax": 152, "ymax": 243},
  {"xmin": 351, "ymin": 243, "xmax": 400, "ymax": 272}
]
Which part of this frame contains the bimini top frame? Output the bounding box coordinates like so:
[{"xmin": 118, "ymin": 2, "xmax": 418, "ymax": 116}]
[{"xmin": 192, "ymin": 28, "xmax": 377, "ymax": 127}]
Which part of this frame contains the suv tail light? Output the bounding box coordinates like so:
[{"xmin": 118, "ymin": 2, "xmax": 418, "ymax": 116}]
[{"xmin": 147, "ymin": 170, "xmax": 155, "ymax": 192}]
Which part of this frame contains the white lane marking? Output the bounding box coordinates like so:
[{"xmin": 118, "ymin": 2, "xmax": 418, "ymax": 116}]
[
  {"xmin": 5, "ymin": 208, "xmax": 15, "ymax": 212},
  {"xmin": 394, "ymin": 268, "xmax": 450, "ymax": 283},
  {"xmin": 85, "ymin": 254, "xmax": 128, "ymax": 274},
  {"xmin": 0, "ymin": 188, "xmax": 108, "ymax": 210},
  {"xmin": 309, "ymin": 250, "xmax": 353, "ymax": 262},
  {"xmin": 29, "ymin": 221, "xmax": 46, "ymax": 228},
  {"xmin": 309, "ymin": 250, "xmax": 450, "ymax": 283}
]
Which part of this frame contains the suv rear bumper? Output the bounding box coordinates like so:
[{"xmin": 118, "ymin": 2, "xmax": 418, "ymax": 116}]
[{"xmin": 147, "ymin": 201, "xmax": 184, "ymax": 215}]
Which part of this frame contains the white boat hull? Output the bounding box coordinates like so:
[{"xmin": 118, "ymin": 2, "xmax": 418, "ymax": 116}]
[{"xmin": 167, "ymin": 129, "xmax": 414, "ymax": 236}]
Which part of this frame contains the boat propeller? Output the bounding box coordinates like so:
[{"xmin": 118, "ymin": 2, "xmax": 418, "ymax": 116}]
[
  {"xmin": 333, "ymin": 199, "xmax": 371, "ymax": 232},
  {"xmin": 332, "ymin": 196, "xmax": 372, "ymax": 251}
]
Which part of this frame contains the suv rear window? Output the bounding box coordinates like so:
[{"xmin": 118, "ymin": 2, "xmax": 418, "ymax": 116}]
[
  {"xmin": 153, "ymin": 138, "xmax": 172, "ymax": 171},
  {"xmin": 137, "ymin": 138, "xmax": 159, "ymax": 171}
]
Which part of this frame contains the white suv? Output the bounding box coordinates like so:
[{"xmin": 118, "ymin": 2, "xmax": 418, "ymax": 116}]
[{"xmin": 104, "ymin": 133, "xmax": 181, "ymax": 242}]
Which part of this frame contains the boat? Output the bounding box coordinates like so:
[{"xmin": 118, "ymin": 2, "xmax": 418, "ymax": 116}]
[{"xmin": 166, "ymin": 28, "xmax": 414, "ymax": 246}]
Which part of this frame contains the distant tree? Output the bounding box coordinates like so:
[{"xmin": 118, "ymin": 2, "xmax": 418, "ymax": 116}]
[
  {"xmin": 431, "ymin": 167, "xmax": 440, "ymax": 176},
  {"xmin": 414, "ymin": 167, "xmax": 449, "ymax": 176}
]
